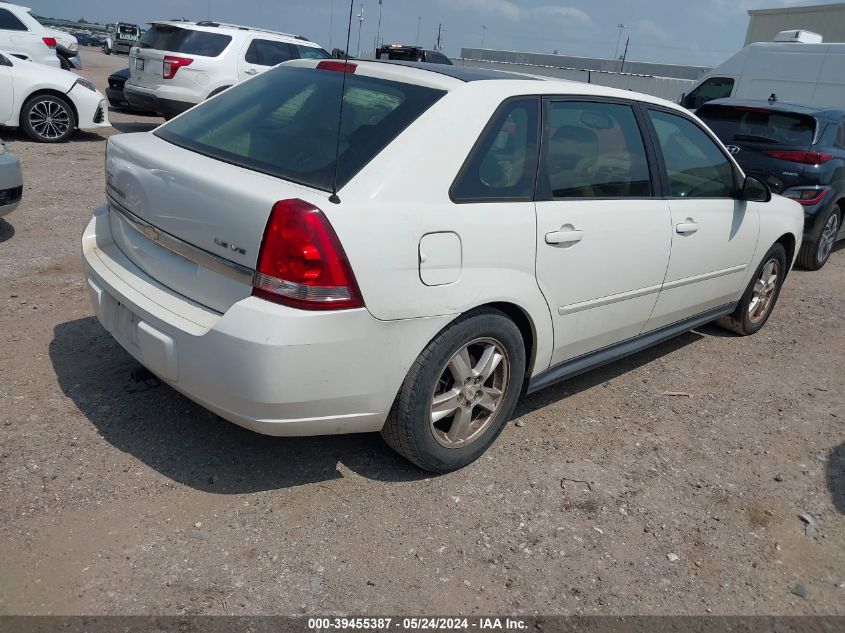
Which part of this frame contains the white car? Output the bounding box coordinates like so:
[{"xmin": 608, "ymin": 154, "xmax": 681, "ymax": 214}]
[
  {"xmin": 124, "ymin": 20, "xmax": 329, "ymax": 118},
  {"xmin": 0, "ymin": 2, "xmax": 60, "ymax": 68},
  {"xmin": 0, "ymin": 50, "xmax": 109, "ymax": 142},
  {"xmin": 47, "ymin": 28, "xmax": 80, "ymax": 70},
  {"xmin": 0, "ymin": 138, "xmax": 22, "ymax": 217},
  {"xmin": 82, "ymin": 61, "xmax": 803, "ymax": 472}
]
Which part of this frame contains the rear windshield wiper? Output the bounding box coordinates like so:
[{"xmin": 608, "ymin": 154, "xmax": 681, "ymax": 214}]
[{"xmin": 732, "ymin": 133, "xmax": 780, "ymax": 144}]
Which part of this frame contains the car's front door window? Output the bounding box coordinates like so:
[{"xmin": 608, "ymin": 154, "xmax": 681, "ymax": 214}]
[{"xmin": 648, "ymin": 109, "xmax": 736, "ymax": 198}]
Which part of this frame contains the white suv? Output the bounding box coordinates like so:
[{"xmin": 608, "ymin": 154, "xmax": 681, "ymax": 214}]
[
  {"xmin": 0, "ymin": 2, "xmax": 60, "ymax": 68},
  {"xmin": 124, "ymin": 20, "xmax": 329, "ymax": 118}
]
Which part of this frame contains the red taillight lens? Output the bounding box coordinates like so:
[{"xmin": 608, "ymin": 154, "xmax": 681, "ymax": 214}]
[
  {"xmin": 253, "ymin": 199, "xmax": 363, "ymax": 310},
  {"xmin": 42, "ymin": 37, "xmax": 57, "ymax": 48},
  {"xmin": 764, "ymin": 150, "xmax": 833, "ymax": 165},
  {"xmin": 317, "ymin": 60, "xmax": 357, "ymax": 73},
  {"xmin": 162, "ymin": 55, "xmax": 193, "ymax": 80},
  {"xmin": 785, "ymin": 187, "xmax": 830, "ymax": 206}
]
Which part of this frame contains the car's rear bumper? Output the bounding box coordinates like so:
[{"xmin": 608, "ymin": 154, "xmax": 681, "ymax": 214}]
[
  {"xmin": 81, "ymin": 205, "xmax": 450, "ymax": 436},
  {"xmin": 0, "ymin": 151, "xmax": 23, "ymax": 217},
  {"xmin": 124, "ymin": 86, "xmax": 195, "ymax": 118}
]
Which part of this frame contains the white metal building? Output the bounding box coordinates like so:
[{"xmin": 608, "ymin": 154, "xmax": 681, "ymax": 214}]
[{"xmin": 746, "ymin": 3, "xmax": 845, "ymax": 45}]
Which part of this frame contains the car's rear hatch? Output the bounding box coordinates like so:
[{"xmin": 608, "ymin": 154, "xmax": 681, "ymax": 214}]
[
  {"xmin": 697, "ymin": 103, "xmax": 821, "ymax": 194},
  {"xmin": 129, "ymin": 23, "xmax": 233, "ymax": 89},
  {"xmin": 106, "ymin": 62, "xmax": 446, "ymax": 313}
]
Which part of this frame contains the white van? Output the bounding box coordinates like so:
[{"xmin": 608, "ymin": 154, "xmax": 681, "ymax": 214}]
[{"xmin": 681, "ymin": 40, "xmax": 845, "ymax": 110}]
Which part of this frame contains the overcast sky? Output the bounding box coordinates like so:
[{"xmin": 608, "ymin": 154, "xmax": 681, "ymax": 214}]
[{"xmin": 28, "ymin": 0, "xmax": 843, "ymax": 67}]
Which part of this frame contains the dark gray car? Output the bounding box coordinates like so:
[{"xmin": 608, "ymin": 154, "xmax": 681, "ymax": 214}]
[{"xmin": 0, "ymin": 139, "xmax": 23, "ymax": 217}]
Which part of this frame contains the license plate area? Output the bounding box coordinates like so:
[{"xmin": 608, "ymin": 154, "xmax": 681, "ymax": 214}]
[
  {"xmin": 135, "ymin": 57, "xmax": 145, "ymax": 71},
  {"xmin": 115, "ymin": 301, "xmax": 140, "ymax": 349}
]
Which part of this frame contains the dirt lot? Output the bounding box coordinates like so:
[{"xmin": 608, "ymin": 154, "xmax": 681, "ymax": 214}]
[{"xmin": 0, "ymin": 49, "xmax": 843, "ymax": 616}]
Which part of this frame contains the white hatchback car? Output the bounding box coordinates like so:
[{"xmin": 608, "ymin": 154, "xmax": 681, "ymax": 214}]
[
  {"xmin": 0, "ymin": 2, "xmax": 59, "ymax": 68},
  {"xmin": 82, "ymin": 60, "xmax": 803, "ymax": 472},
  {"xmin": 0, "ymin": 50, "xmax": 109, "ymax": 142},
  {"xmin": 124, "ymin": 20, "xmax": 329, "ymax": 119}
]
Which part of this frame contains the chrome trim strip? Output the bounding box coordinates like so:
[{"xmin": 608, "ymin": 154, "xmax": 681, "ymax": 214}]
[
  {"xmin": 558, "ymin": 283, "xmax": 662, "ymax": 316},
  {"xmin": 662, "ymin": 264, "xmax": 747, "ymax": 292},
  {"xmin": 107, "ymin": 194, "xmax": 255, "ymax": 286}
]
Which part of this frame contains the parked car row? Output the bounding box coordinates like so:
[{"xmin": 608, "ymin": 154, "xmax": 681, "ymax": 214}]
[{"xmin": 82, "ymin": 59, "xmax": 805, "ymax": 473}]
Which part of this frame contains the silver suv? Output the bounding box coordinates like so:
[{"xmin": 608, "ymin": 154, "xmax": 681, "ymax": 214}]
[{"xmin": 124, "ymin": 20, "xmax": 329, "ymax": 119}]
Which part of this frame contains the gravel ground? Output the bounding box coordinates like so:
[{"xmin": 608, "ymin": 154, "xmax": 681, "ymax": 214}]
[{"xmin": 0, "ymin": 49, "xmax": 843, "ymax": 616}]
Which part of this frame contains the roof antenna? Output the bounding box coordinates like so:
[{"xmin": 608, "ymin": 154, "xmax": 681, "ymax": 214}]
[{"xmin": 328, "ymin": 0, "xmax": 355, "ymax": 205}]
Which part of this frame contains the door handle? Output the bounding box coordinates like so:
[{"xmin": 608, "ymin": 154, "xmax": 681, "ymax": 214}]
[
  {"xmin": 244, "ymin": 69, "xmax": 259, "ymax": 76},
  {"xmin": 545, "ymin": 226, "xmax": 583, "ymax": 245},
  {"xmin": 676, "ymin": 219, "xmax": 699, "ymax": 235}
]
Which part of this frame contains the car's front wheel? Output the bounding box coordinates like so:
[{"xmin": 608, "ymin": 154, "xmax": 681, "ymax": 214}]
[
  {"xmin": 381, "ymin": 309, "xmax": 526, "ymax": 473},
  {"xmin": 717, "ymin": 243, "xmax": 787, "ymax": 336},
  {"xmin": 20, "ymin": 94, "xmax": 77, "ymax": 143},
  {"xmin": 798, "ymin": 205, "xmax": 840, "ymax": 271}
]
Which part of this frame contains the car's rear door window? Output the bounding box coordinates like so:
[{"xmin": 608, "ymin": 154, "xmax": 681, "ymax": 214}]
[
  {"xmin": 450, "ymin": 98, "xmax": 540, "ymax": 202},
  {"xmin": 541, "ymin": 100, "xmax": 652, "ymax": 198},
  {"xmin": 697, "ymin": 104, "xmax": 817, "ymax": 148},
  {"xmin": 156, "ymin": 65, "xmax": 446, "ymax": 192},
  {"xmin": 138, "ymin": 25, "xmax": 232, "ymax": 57},
  {"xmin": 0, "ymin": 8, "xmax": 27, "ymax": 31},
  {"xmin": 245, "ymin": 39, "xmax": 296, "ymax": 66},
  {"xmin": 648, "ymin": 109, "xmax": 737, "ymax": 198}
]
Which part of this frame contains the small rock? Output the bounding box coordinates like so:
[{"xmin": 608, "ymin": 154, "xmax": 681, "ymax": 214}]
[
  {"xmin": 194, "ymin": 522, "xmax": 202, "ymax": 528},
  {"xmin": 667, "ymin": 553, "xmax": 679, "ymax": 562},
  {"xmin": 695, "ymin": 561, "xmax": 702, "ymax": 568},
  {"xmin": 720, "ymin": 581, "xmax": 730, "ymax": 589},
  {"xmin": 514, "ymin": 420, "xmax": 525, "ymax": 428},
  {"xmin": 798, "ymin": 512, "xmax": 816, "ymax": 537},
  {"xmin": 815, "ymin": 452, "xmax": 828, "ymax": 462},
  {"xmin": 366, "ymin": 580, "xmax": 375, "ymax": 586},
  {"xmin": 791, "ymin": 584, "xmax": 807, "ymax": 599},
  {"xmin": 774, "ymin": 474, "xmax": 784, "ymax": 482}
]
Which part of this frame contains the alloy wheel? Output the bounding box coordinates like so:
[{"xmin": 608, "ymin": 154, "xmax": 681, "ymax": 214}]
[
  {"xmin": 29, "ymin": 100, "xmax": 71, "ymax": 140},
  {"xmin": 748, "ymin": 258, "xmax": 781, "ymax": 324},
  {"xmin": 429, "ymin": 338, "xmax": 509, "ymax": 449},
  {"xmin": 818, "ymin": 212, "xmax": 840, "ymax": 264}
]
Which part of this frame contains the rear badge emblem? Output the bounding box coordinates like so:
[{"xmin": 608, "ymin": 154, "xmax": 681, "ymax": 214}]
[
  {"xmin": 215, "ymin": 238, "xmax": 246, "ymax": 256},
  {"xmin": 725, "ymin": 145, "xmax": 741, "ymax": 155}
]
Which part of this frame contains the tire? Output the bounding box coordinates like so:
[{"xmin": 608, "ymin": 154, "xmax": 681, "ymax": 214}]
[
  {"xmin": 381, "ymin": 308, "xmax": 526, "ymax": 473},
  {"xmin": 797, "ymin": 205, "xmax": 841, "ymax": 271},
  {"xmin": 20, "ymin": 94, "xmax": 77, "ymax": 143},
  {"xmin": 717, "ymin": 243, "xmax": 787, "ymax": 336}
]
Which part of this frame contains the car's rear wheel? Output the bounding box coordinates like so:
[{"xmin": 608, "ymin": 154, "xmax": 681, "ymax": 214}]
[
  {"xmin": 717, "ymin": 243, "xmax": 787, "ymax": 336},
  {"xmin": 20, "ymin": 94, "xmax": 76, "ymax": 143},
  {"xmin": 798, "ymin": 205, "xmax": 840, "ymax": 270},
  {"xmin": 381, "ymin": 309, "xmax": 525, "ymax": 473}
]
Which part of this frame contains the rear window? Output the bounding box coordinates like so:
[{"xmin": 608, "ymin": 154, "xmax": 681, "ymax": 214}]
[
  {"xmin": 156, "ymin": 65, "xmax": 446, "ymax": 192},
  {"xmin": 698, "ymin": 105, "xmax": 817, "ymax": 147},
  {"xmin": 139, "ymin": 25, "xmax": 232, "ymax": 57}
]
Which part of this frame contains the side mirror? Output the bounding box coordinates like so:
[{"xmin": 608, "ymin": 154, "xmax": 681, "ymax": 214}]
[{"xmin": 741, "ymin": 175, "xmax": 772, "ymax": 203}]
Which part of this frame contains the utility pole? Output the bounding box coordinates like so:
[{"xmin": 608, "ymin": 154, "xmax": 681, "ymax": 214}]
[
  {"xmin": 416, "ymin": 16, "xmax": 422, "ymax": 46},
  {"xmin": 376, "ymin": 0, "xmax": 384, "ymax": 50},
  {"xmin": 620, "ymin": 36, "xmax": 630, "ymax": 72},
  {"xmin": 436, "ymin": 23, "xmax": 442, "ymax": 51},
  {"xmin": 356, "ymin": 4, "xmax": 365, "ymax": 58},
  {"xmin": 329, "ymin": 0, "xmax": 335, "ymax": 51},
  {"xmin": 481, "ymin": 25, "xmax": 487, "ymax": 47},
  {"xmin": 614, "ymin": 23, "xmax": 625, "ymax": 59}
]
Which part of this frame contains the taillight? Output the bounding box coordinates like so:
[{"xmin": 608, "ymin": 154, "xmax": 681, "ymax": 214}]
[
  {"xmin": 252, "ymin": 199, "xmax": 363, "ymax": 310},
  {"xmin": 42, "ymin": 37, "xmax": 57, "ymax": 49},
  {"xmin": 317, "ymin": 60, "xmax": 357, "ymax": 73},
  {"xmin": 162, "ymin": 55, "xmax": 193, "ymax": 80},
  {"xmin": 784, "ymin": 187, "xmax": 830, "ymax": 206},
  {"xmin": 764, "ymin": 150, "xmax": 833, "ymax": 165}
]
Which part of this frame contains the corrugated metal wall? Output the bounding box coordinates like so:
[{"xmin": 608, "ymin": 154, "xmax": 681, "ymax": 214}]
[
  {"xmin": 450, "ymin": 58, "xmax": 695, "ymax": 102},
  {"xmin": 745, "ymin": 4, "xmax": 845, "ymax": 45}
]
